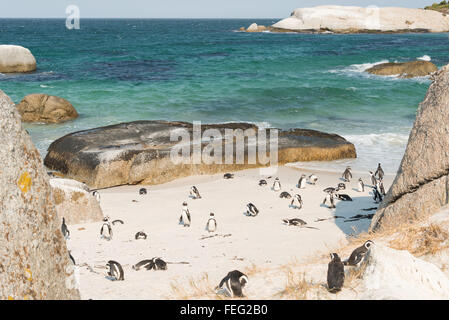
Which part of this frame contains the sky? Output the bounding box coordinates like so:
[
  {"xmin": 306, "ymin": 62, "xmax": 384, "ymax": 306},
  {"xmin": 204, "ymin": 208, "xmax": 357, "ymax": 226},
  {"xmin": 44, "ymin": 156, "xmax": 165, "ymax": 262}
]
[{"xmin": 0, "ymin": 1, "xmax": 436, "ymax": 18}]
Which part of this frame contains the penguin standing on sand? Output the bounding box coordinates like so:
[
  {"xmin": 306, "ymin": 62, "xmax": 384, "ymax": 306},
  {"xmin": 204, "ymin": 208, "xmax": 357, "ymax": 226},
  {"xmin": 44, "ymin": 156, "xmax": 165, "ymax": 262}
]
[
  {"xmin": 106, "ymin": 260, "xmax": 124, "ymax": 281},
  {"xmin": 61, "ymin": 217, "xmax": 70, "ymax": 240},
  {"xmin": 92, "ymin": 190, "xmax": 100, "ymax": 203},
  {"xmin": 369, "ymin": 171, "xmax": 377, "ymax": 187},
  {"xmin": 206, "ymin": 213, "xmax": 217, "ymax": 233},
  {"xmin": 375, "ymin": 163, "xmax": 384, "ymax": 180},
  {"xmin": 179, "ymin": 202, "xmax": 191, "ymax": 227},
  {"xmin": 139, "ymin": 188, "xmax": 147, "ymax": 195},
  {"xmin": 358, "ymin": 178, "xmax": 365, "ymax": 192},
  {"xmin": 100, "ymin": 216, "xmax": 113, "ymax": 240},
  {"xmin": 216, "ymin": 270, "xmax": 248, "ymax": 298},
  {"xmin": 272, "ymin": 177, "xmax": 281, "ymax": 191},
  {"xmin": 372, "ymin": 186, "xmax": 383, "ymax": 203},
  {"xmin": 190, "ymin": 186, "xmax": 202, "ymax": 199},
  {"xmin": 290, "ymin": 194, "xmax": 303, "ymax": 209},
  {"xmin": 342, "ymin": 167, "xmax": 352, "ymax": 182},
  {"xmin": 135, "ymin": 231, "xmax": 147, "ymax": 240},
  {"xmin": 323, "ymin": 192, "xmax": 336, "ymax": 209},
  {"xmin": 377, "ymin": 178, "xmax": 386, "ymax": 196},
  {"xmin": 337, "ymin": 183, "xmax": 346, "ymax": 191},
  {"xmin": 327, "ymin": 253, "xmax": 345, "ymax": 293},
  {"xmin": 298, "ymin": 174, "xmax": 307, "ymax": 189},
  {"xmin": 308, "ymin": 174, "xmax": 318, "ymax": 185},
  {"xmin": 246, "ymin": 203, "xmax": 259, "ymax": 217},
  {"xmin": 344, "ymin": 240, "xmax": 373, "ymax": 266}
]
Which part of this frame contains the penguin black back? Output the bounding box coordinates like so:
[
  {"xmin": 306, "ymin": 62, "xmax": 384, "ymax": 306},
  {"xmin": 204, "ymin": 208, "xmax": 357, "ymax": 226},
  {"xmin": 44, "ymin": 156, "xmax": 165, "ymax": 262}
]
[
  {"xmin": 218, "ymin": 270, "xmax": 248, "ymax": 297},
  {"xmin": 327, "ymin": 253, "xmax": 344, "ymax": 293},
  {"xmin": 344, "ymin": 240, "xmax": 373, "ymax": 266},
  {"xmin": 107, "ymin": 260, "xmax": 124, "ymax": 281}
]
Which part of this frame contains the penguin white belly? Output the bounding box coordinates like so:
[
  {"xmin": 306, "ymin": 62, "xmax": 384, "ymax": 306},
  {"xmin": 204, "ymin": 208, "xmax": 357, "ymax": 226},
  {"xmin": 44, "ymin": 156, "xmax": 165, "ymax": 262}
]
[
  {"xmin": 300, "ymin": 180, "xmax": 306, "ymax": 189},
  {"xmin": 181, "ymin": 211, "xmax": 190, "ymax": 226},
  {"xmin": 207, "ymin": 219, "xmax": 216, "ymax": 232},
  {"xmin": 273, "ymin": 183, "xmax": 281, "ymax": 191}
]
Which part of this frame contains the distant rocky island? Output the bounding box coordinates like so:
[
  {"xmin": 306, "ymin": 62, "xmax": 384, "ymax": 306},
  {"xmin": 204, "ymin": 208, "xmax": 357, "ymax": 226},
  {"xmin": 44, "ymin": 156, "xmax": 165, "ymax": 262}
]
[{"xmin": 241, "ymin": 6, "xmax": 449, "ymax": 33}]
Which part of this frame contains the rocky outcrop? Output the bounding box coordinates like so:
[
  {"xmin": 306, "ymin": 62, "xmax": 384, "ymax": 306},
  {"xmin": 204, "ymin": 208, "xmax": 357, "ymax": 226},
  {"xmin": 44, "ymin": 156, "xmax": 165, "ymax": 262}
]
[
  {"xmin": 44, "ymin": 121, "xmax": 356, "ymax": 189},
  {"xmin": 0, "ymin": 45, "xmax": 36, "ymax": 73},
  {"xmin": 0, "ymin": 90, "xmax": 80, "ymax": 300},
  {"xmin": 366, "ymin": 61, "xmax": 438, "ymax": 78},
  {"xmin": 370, "ymin": 65, "xmax": 449, "ymax": 231},
  {"xmin": 16, "ymin": 94, "xmax": 78, "ymax": 123},
  {"xmin": 359, "ymin": 244, "xmax": 449, "ymax": 299},
  {"xmin": 272, "ymin": 6, "xmax": 449, "ymax": 33},
  {"xmin": 50, "ymin": 178, "xmax": 104, "ymax": 225},
  {"xmin": 244, "ymin": 23, "xmax": 268, "ymax": 32}
]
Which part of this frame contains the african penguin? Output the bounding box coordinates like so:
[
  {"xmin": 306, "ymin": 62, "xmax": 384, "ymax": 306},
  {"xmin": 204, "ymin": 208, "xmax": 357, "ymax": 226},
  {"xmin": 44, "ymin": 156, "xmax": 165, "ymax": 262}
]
[
  {"xmin": 377, "ymin": 178, "xmax": 386, "ymax": 196},
  {"xmin": 133, "ymin": 258, "xmax": 167, "ymax": 271},
  {"xmin": 323, "ymin": 192, "xmax": 336, "ymax": 209},
  {"xmin": 190, "ymin": 186, "xmax": 202, "ymax": 199},
  {"xmin": 135, "ymin": 231, "xmax": 147, "ymax": 240},
  {"xmin": 342, "ymin": 167, "xmax": 352, "ymax": 182},
  {"xmin": 100, "ymin": 216, "xmax": 113, "ymax": 240},
  {"xmin": 282, "ymin": 218, "xmax": 307, "ymax": 226},
  {"xmin": 179, "ymin": 202, "xmax": 191, "ymax": 227},
  {"xmin": 246, "ymin": 203, "xmax": 259, "ymax": 217},
  {"xmin": 297, "ymin": 174, "xmax": 307, "ymax": 189},
  {"xmin": 344, "ymin": 240, "xmax": 373, "ymax": 266},
  {"xmin": 68, "ymin": 251, "xmax": 76, "ymax": 265},
  {"xmin": 139, "ymin": 188, "xmax": 147, "ymax": 195},
  {"xmin": 106, "ymin": 260, "xmax": 124, "ymax": 281},
  {"xmin": 217, "ymin": 270, "xmax": 248, "ymax": 298},
  {"xmin": 272, "ymin": 177, "xmax": 281, "ymax": 191},
  {"xmin": 327, "ymin": 253, "xmax": 344, "ymax": 293},
  {"xmin": 358, "ymin": 178, "xmax": 365, "ymax": 192},
  {"xmin": 308, "ymin": 174, "xmax": 318, "ymax": 185},
  {"xmin": 61, "ymin": 217, "xmax": 70, "ymax": 240},
  {"xmin": 223, "ymin": 173, "xmax": 234, "ymax": 179},
  {"xmin": 323, "ymin": 187, "xmax": 337, "ymax": 194},
  {"xmin": 372, "ymin": 186, "xmax": 383, "ymax": 203},
  {"xmin": 337, "ymin": 183, "xmax": 346, "ymax": 191},
  {"xmin": 290, "ymin": 194, "xmax": 303, "ymax": 209},
  {"xmin": 279, "ymin": 191, "xmax": 292, "ymax": 199},
  {"xmin": 375, "ymin": 163, "xmax": 384, "ymax": 180},
  {"xmin": 92, "ymin": 190, "xmax": 100, "ymax": 203},
  {"xmin": 112, "ymin": 219, "xmax": 124, "ymax": 225},
  {"xmin": 336, "ymin": 194, "xmax": 352, "ymax": 201},
  {"xmin": 369, "ymin": 171, "xmax": 377, "ymax": 186},
  {"xmin": 259, "ymin": 179, "xmax": 267, "ymax": 186},
  {"xmin": 206, "ymin": 213, "xmax": 217, "ymax": 233}
]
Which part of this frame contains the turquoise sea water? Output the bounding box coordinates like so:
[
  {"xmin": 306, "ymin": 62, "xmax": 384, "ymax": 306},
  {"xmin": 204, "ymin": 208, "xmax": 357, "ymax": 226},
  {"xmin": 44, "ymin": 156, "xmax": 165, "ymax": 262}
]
[{"xmin": 1, "ymin": 19, "xmax": 448, "ymax": 173}]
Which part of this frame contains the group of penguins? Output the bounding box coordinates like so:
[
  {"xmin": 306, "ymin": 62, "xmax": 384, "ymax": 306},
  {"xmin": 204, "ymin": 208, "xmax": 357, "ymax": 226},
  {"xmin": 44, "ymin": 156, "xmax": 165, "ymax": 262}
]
[{"xmin": 59, "ymin": 163, "xmax": 385, "ymax": 297}]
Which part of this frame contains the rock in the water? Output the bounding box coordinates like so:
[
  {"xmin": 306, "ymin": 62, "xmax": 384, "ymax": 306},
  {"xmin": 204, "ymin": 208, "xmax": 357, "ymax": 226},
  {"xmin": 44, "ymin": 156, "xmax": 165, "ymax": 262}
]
[
  {"xmin": 50, "ymin": 178, "xmax": 104, "ymax": 225},
  {"xmin": 0, "ymin": 90, "xmax": 80, "ymax": 300},
  {"xmin": 0, "ymin": 45, "xmax": 37, "ymax": 73},
  {"xmin": 359, "ymin": 244, "xmax": 449, "ymax": 299},
  {"xmin": 44, "ymin": 121, "xmax": 356, "ymax": 189},
  {"xmin": 272, "ymin": 6, "xmax": 449, "ymax": 33},
  {"xmin": 371, "ymin": 65, "xmax": 449, "ymax": 230},
  {"xmin": 16, "ymin": 94, "xmax": 78, "ymax": 123},
  {"xmin": 366, "ymin": 61, "xmax": 438, "ymax": 78},
  {"xmin": 246, "ymin": 23, "xmax": 259, "ymax": 32}
]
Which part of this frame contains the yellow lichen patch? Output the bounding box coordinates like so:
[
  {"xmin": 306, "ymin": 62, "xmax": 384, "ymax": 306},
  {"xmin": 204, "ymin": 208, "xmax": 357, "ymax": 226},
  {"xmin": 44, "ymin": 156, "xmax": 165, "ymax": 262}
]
[
  {"xmin": 7, "ymin": 296, "xmax": 14, "ymax": 300},
  {"xmin": 18, "ymin": 172, "xmax": 32, "ymax": 193},
  {"xmin": 24, "ymin": 268, "xmax": 33, "ymax": 282}
]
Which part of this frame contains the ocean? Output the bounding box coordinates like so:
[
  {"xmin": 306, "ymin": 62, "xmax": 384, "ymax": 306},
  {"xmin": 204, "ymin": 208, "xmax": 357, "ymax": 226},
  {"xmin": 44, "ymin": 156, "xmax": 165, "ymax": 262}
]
[{"xmin": 1, "ymin": 19, "xmax": 447, "ymax": 174}]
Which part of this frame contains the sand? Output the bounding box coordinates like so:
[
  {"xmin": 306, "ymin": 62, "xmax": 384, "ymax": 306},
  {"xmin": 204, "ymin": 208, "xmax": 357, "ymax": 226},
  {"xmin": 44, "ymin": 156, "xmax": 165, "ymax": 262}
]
[{"xmin": 66, "ymin": 166, "xmax": 393, "ymax": 299}]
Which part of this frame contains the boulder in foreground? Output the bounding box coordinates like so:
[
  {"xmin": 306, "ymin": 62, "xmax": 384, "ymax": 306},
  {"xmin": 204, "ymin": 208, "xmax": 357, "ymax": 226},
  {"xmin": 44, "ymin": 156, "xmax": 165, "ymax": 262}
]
[
  {"xmin": 359, "ymin": 244, "xmax": 449, "ymax": 299},
  {"xmin": 371, "ymin": 65, "xmax": 449, "ymax": 230},
  {"xmin": 366, "ymin": 61, "xmax": 438, "ymax": 78},
  {"xmin": 0, "ymin": 90, "xmax": 80, "ymax": 299},
  {"xmin": 17, "ymin": 94, "xmax": 79, "ymax": 123},
  {"xmin": 44, "ymin": 121, "xmax": 356, "ymax": 189},
  {"xmin": 0, "ymin": 45, "xmax": 36, "ymax": 73},
  {"xmin": 272, "ymin": 6, "xmax": 449, "ymax": 33},
  {"xmin": 50, "ymin": 178, "xmax": 104, "ymax": 225}
]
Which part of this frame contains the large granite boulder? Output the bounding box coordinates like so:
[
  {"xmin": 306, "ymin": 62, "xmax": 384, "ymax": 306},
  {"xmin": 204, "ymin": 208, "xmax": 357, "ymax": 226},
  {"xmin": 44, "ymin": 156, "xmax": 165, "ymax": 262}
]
[
  {"xmin": 50, "ymin": 178, "xmax": 104, "ymax": 225},
  {"xmin": 0, "ymin": 90, "xmax": 80, "ymax": 300},
  {"xmin": 366, "ymin": 61, "xmax": 438, "ymax": 78},
  {"xmin": 44, "ymin": 121, "xmax": 356, "ymax": 189},
  {"xmin": 0, "ymin": 45, "xmax": 36, "ymax": 73},
  {"xmin": 16, "ymin": 94, "xmax": 79, "ymax": 123},
  {"xmin": 272, "ymin": 6, "xmax": 449, "ymax": 33},
  {"xmin": 371, "ymin": 65, "xmax": 449, "ymax": 231},
  {"xmin": 359, "ymin": 244, "xmax": 449, "ymax": 299}
]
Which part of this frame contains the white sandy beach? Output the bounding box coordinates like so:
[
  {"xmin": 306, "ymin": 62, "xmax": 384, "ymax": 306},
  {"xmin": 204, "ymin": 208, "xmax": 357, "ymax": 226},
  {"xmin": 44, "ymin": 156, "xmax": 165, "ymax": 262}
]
[{"xmin": 66, "ymin": 166, "xmax": 393, "ymax": 299}]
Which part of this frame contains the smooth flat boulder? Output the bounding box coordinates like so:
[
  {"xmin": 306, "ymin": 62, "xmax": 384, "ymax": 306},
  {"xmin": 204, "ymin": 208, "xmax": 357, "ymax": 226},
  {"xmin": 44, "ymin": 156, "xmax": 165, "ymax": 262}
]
[
  {"xmin": 272, "ymin": 6, "xmax": 449, "ymax": 33},
  {"xmin": 50, "ymin": 178, "xmax": 104, "ymax": 225},
  {"xmin": 44, "ymin": 120, "xmax": 356, "ymax": 189},
  {"xmin": 366, "ymin": 61, "xmax": 438, "ymax": 78},
  {"xmin": 0, "ymin": 90, "xmax": 80, "ymax": 300},
  {"xmin": 359, "ymin": 244, "xmax": 449, "ymax": 299},
  {"xmin": 371, "ymin": 65, "xmax": 449, "ymax": 230},
  {"xmin": 17, "ymin": 94, "xmax": 78, "ymax": 123},
  {"xmin": 0, "ymin": 45, "xmax": 36, "ymax": 73}
]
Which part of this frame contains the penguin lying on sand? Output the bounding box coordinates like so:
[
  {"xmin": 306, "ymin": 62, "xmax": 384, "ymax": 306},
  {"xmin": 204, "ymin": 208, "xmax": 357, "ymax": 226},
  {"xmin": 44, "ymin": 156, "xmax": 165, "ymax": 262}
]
[
  {"xmin": 216, "ymin": 270, "xmax": 248, "ymax": 297},
  {"xmin": 343, "ymin": 240, "xmax": 373, "ymax": 266},
  {"xmin": 106, "ymin": 260, "xmax": 124, "ymax": 281}
]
